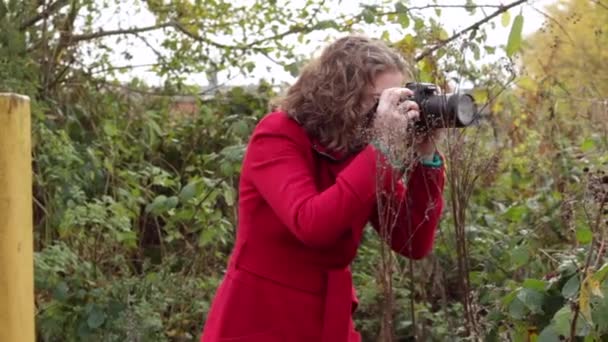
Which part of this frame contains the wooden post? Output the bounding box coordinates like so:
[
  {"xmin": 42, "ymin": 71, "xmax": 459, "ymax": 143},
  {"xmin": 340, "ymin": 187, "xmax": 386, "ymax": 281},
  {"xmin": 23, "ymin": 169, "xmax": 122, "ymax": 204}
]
[{"xmin": 0, "ymin": 93, "xmax": 35, "ymax": 341}]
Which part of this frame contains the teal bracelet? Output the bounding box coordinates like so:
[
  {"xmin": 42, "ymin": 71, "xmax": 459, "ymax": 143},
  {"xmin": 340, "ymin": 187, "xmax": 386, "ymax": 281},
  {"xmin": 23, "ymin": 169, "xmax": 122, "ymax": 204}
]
[{"xmin": 421, "ymin": 152, "xmax": 442, "ymax": 168}]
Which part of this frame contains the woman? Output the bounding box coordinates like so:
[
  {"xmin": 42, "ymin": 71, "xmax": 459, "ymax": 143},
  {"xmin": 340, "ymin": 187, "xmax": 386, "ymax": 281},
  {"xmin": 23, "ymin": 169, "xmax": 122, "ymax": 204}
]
[{"xmin": 200, "ymin": 34, "xmax": 446, "ymax": 342}]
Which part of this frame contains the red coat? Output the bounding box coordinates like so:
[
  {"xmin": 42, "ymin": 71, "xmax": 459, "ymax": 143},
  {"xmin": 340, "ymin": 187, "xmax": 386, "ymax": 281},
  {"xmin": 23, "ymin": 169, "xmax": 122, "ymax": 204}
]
[{"xmin": 200, "ymin": 111, "xmax": 445, "ymax": 342}]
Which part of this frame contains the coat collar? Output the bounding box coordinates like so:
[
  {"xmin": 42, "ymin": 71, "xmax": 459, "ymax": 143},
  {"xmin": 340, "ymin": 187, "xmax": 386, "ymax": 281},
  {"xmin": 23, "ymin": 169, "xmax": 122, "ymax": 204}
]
[
  {"xmin": 311, "ymin": 138, "xmax": 352, "ymax": 162},
  {"xmin": 287, "ymin": 112, "xmax": 350, "ymax": 162}
]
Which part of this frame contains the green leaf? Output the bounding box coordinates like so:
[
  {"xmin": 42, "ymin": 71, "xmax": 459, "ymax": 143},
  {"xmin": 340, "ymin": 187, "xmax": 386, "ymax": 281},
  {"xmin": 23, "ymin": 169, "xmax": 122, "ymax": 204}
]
[
  {"xmin": 244, "ymin": 61, "xmax": 255, "ymax": 73},
  {"xmin": 220, "ymin": 144, "xmax": 245, "ymax": 162},
  {"xmin": 523, "ymin": 278, "xmax": 547, "ymax": 292},
  {"xmin": 397, "ymin": 13, "xmax": 409, "ymax": 28},
  {"xmin": 592, "ymin": 262, "xmax": 608, "ymax": 282},
  {"xmin": 395, "ymin": 2, "xmax": 407, "ymax": 13},
  {"xmin": 231, "ymin": 119, "xmax": 249, "ymax": 137},
  {"xmin": 584, "ymin": 335, "xmax": 597, "ymax": 342},
  {"xmin": 552, "ymin": 306, "xmax": 572, "ymax": 335},
  {"xmin": 517, "ymin": 288, "xmax": 544, "ymax": 314},
  {"xmin": 506, "ymin": 14, "xmax": 524, "ymax": 57},
  {"xmin": 53, "ymin": 281, "xmax": 69, "ymax": 301},
  {"xmin": 146, "ymin": 195, "xmax": 167, "ymax": 214},
  {"xmin": 179, "ymin": 181, "xmax": 199, "ymax": 202},
  {"xmin": 471, "ymin": 43, "xmax": 480, "ymax": 60},
  {"xmin": 484, "ymin": 45, "xmax": 496, "ymax": 54},
  {"xmin": 199, "ymin": 228, "xmax": 216, "ymax": 247},
  {"xmin": 508, "ymin": 297, "xmax": 527, "ymax": 319},
  {"xmin": 561, "ymin": 275, "xmax": 580, "ymax": 299},
  {"xmin": 576, "ymin": 227, "xmax": 592, "ymax": 244},
  {"xmin": 223, "ymin": 186, "xmax": 235, "ymax": 206},
  {"xmin": 284, "ymin": 62, "xmax": 299, "ymax": 77},
  {"xmin": 166, "ymin": 196, "xmax": 178, "ymax": 209},
  {"xmin": 87, "ymin": 306, "xmax": 106, "ymax": 329},
  {"xmin": 580, "ymin": 138, "xmax": 595, "ymax": 152},
  {"xmin": 511, "ymin": 245, "xmax": 529, "ymax": 267},
  {"xmin": 102, "ymin": 121, "xmax": 118, "ymax": 137},
  {"xmin": 591, "ymin": 294, "xmax": 608, "ymax": 332},
  {"xmin": 503, "ymin": 204, "xmax": 527, "ymax": 221},
  {"xmin": 362, "ymin": 8, "xmax": 374, "ymax": 24},
  {"xmin": 501, "ymin": 11, "xmax": 511, "ymax": 28},
  {"xmin": 537, "ymin": 326, "xmax": 559, "ymax": 342}
]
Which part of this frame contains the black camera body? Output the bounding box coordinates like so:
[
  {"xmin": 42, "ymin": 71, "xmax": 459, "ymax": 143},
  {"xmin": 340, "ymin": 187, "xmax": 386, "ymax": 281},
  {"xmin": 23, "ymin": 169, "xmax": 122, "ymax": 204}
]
[{"xmin": 405, "ymin": 82, "xmax": 478, "ymax": 131}]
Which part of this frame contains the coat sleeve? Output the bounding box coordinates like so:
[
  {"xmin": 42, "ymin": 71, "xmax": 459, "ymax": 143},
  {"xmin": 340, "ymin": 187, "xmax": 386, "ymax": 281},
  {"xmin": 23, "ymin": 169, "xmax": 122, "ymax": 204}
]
[
  {"xmin": 244, "ymin": 119, "xmax": 398, "ymax": 249},
  {"xmin": 370, "ymin": 160, "xmax": 446, "ymax": 259}
]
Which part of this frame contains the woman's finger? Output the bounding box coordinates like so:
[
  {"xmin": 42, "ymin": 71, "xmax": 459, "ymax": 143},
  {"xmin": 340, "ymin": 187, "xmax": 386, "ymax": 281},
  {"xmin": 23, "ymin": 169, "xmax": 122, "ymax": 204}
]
[{"xmin": 397, "ymin": 100, "xmax": 420, "ymax": 120}]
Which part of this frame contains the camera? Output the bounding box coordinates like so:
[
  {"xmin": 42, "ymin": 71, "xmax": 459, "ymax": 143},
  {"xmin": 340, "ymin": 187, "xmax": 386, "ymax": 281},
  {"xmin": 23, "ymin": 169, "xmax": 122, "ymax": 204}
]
[{"xmin": 404, "ymin": 82, "xmax": 478, "ymax": 132}]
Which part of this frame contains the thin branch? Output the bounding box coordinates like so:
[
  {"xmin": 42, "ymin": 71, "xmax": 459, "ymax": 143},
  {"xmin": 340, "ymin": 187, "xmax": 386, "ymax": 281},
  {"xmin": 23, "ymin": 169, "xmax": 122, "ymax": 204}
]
[
  {"xmin": 171, "ymin": 21, "xmax": 233, "ymax": 49},
  {"xmin": 379, "ymin": 3, "xmax": 506, "ymax": 15},
  {"xmin": 88, "ymin": 63, "xmax": 167, "ymax": 75},
  {"xmin": 19, "ymin": 0, "xmax": 69, "ymax": 30},
  {"xmin": 135, "ymin": 32, "xmax": 182, "ymax": 81},
  {"xmin": 570, "ymin": 199, "xmax": 606, "ymax": 339},
  {"xmin": 70, "ymin": 22, "xmax": 174, "ymax": 43},
  {"xmin": 415, "ymin": 0, "xmax": 528, "ymax": 62},
  {"xmin": 529, "ymin": 5, "xmax": 576, "ymax": 45},
  {"xmin": 237, "ymin": 0, "xmax": 327, "ymax": 49}
]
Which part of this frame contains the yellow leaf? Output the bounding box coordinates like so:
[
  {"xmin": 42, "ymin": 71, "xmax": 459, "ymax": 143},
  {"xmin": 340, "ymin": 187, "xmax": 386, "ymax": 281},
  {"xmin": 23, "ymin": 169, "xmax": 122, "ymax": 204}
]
[
  {"xmin": 501, "ymin": 11, "xmax": 511, "ymax": 28},
  {"xmin": 588, "ymin": 277, "xmax": 603, "ymax": 298},
  {"xmin": 472, "ymin": 88, "xmax": 489, "ymax": 104},
  {"xmin": 578, "ymin": 271, "xmax": 604, "ymax": 321},
  {"xmin": 515, "ymin": 76, "xmax": 537, "ymax": 92}
]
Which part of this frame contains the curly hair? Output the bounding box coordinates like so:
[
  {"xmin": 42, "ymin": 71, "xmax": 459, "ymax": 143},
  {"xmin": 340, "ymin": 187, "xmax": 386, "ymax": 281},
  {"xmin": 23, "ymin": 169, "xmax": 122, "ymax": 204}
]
[{"xmin": 275, "ymin": 34, "xmax": 409, "ymax": 154}]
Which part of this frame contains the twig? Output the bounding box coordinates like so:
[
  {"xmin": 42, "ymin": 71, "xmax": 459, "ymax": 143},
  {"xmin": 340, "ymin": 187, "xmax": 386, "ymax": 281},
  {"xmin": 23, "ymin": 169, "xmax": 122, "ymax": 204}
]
[
  {"xmin": 414, "ymin": 0, "xmax": 528, "ymax": 62},
  {"xmin": 19, "ymin": 0, "xmax": 69, "ymax": 30},
  {"xmin": 570, "ymin": 198, "xmax": 606, "ymax": 339},
  {"xmin": 70, "ymin": 22, "xmax": 174, "ymax": 43},
  {"xmin": 529, "ymin": 5, "xmax": 576, "ymax": 45}
]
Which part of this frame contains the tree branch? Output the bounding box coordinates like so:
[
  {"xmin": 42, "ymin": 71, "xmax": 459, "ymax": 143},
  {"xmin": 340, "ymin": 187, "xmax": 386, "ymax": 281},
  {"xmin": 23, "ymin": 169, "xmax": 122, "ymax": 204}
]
[
  {"xmin": 171, "ymin": 21, "xmax": 233, "ymax": 49},
  {"xmin": 19, "ymin": 0, "xmax": 69, "ymax": 30},
  {"xmin": 88, "ymin": 63, "xmax": 166, "ymax": 75},
  {"xmin": 382, "ymin": 3, "xmax": 506, "ymax": 14},
  {"xmin": 233, "ymin": 0, "xmax": 328, "ymax": 49},
  {"xmin": 530, "ymin": 5, "xmax": 576, "ymax": 45},
  {"xmin": 414, "ymin": 0, "xmax": 528, "ymax": 62},
  {"xmin": 70, "ymin": 22, "xmax": 174, "ymax": 43}
]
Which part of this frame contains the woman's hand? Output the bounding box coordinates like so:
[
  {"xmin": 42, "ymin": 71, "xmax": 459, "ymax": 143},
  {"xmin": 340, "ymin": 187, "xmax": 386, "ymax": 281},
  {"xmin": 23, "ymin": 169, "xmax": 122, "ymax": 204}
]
[
  {"xmin": 372, "ymin": 87, "xmax": 420, "ymax": 164},
  {"xmin": 372, "ymin": 87, "xmax": 444, "ymax": 165},
  {"xmin": 374, "ymin": 87, "xmax": 419, "ymax": 134}
]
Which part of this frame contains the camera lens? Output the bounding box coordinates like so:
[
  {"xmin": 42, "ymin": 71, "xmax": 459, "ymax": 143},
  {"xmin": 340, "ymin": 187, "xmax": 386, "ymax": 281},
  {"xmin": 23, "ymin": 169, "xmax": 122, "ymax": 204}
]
[{"xmin": 456, "ymin": 94, "xmax": 476, "ymax": 126}]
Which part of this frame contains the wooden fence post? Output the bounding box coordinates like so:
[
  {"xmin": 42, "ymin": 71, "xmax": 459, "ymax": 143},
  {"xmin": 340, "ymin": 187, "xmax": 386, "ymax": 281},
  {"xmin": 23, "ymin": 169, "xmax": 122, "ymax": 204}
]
[{"xmin": 0, "ymin": 93, "xmax": 35, "ymax": 341}]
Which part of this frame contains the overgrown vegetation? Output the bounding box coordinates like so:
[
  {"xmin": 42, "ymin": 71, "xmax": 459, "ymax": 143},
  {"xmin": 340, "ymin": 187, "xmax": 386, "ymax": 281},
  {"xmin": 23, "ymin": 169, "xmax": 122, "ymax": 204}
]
[{"xmin": 1, "ymin": 0, "xmax": 607, "ymax": 340}]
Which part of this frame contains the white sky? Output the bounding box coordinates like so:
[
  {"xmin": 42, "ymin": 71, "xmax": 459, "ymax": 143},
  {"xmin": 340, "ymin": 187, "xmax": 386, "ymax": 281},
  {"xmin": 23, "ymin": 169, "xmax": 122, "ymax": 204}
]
[{"xmin": 96, "ymin": 0, "xmax": 559, "ymax": 88}]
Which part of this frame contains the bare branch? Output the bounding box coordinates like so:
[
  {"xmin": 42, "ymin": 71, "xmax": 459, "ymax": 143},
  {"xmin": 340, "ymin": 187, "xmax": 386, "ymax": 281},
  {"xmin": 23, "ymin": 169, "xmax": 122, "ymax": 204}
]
[
  {"xmin": 70, "ymin": 22, "xmax": 174, "ymax": 43},
  {"xmin": 171, "ymin": 22, "xmax": 233, "ymax": 49},
  {"xmin": 382, "ymin": 3, "xmax": 506, "ymax": 14},
  {"xmin": 89, "ymin": 63, "xmax": 166, "ymax": 75},
  {"xmin": 414, "ymin": 0, "xmax": 528, "ymax": 62},
  {"xmin": 19, "ymin": 0, "xmax": 69, "ymax": 30},
  {"xmin": 529, "ymin": 5, "xmax": 576, "ymax": 45}
]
